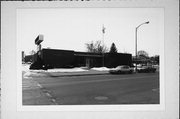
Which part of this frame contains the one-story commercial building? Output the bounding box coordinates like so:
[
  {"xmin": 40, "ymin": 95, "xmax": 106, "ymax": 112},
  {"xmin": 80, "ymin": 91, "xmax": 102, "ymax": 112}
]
[{"xmin": 29, "ymin": 48, "xmax": 132, "ymax": 69}]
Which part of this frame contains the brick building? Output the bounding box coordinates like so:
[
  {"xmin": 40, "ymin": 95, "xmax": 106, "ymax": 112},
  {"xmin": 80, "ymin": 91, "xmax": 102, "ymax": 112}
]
[{"xmin": 30, "ymin": 48, "xmax": 132, "ymax": 69}]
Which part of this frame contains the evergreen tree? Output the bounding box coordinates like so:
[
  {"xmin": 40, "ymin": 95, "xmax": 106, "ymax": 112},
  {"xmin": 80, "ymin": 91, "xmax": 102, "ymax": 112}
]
[{"xmin": 109, "ymin": 43, "xmax": 118, "ymax": 53}]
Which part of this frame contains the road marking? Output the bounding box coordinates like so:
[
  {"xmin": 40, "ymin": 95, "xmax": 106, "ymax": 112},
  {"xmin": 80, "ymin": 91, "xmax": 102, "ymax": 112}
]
[
  {"xmin": 94, "ymin": 96, "xmax": 108, "ymax": 100},
  {"xmin": 51, "ymin": 99, "xmax": 58, "ymax": 105},
  {"xmin": 37, "ymin": 83, "xmax": 43, "ymax": 88},
  {"xmin": 54, "ymin": 75, "xmax": 158, "ymax": 86},
  {"xmin": 24, "ymin": 77, "xmax": 33, "ymax": 79},
  {"xmin": 45, "ymin": 92, "xmax": 53, "ymax": 98},
  {"xmin": 152, "ymin": 88, "xmax": 159, "ymax": 92},
  {"xmin": 22, "ymin": 85, "xmax": 31, "ymax": 88}
]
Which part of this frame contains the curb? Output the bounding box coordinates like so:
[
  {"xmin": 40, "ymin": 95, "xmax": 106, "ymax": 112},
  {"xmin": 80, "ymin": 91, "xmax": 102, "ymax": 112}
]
[{"xmin": 47, "ymin": 72, "xmax": 109, "ymax": 77}]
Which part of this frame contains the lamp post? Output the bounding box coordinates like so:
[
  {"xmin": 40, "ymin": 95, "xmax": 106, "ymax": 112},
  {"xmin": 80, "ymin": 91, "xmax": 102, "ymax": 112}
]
[{"xmin": 135, "ymin": 21, "xmax": 149, "ymax": 72}]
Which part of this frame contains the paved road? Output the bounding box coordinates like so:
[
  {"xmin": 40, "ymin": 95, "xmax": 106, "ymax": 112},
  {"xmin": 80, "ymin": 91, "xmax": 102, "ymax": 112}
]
[{"xmin": 23, "ymin": 73, "xmax": 159, "ymax": 105}]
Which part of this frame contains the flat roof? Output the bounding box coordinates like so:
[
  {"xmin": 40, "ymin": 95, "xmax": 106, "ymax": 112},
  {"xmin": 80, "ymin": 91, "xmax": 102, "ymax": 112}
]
[{"xmin": 74, "ymin": 53, "xmax": 102, "ymax": 57}]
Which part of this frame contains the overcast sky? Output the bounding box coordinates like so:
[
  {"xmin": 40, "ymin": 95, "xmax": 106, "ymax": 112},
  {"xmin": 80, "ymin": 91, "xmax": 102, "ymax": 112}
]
[{"xmin": 17, "ymin": 8, "xmax": 164, "ymax": 56}]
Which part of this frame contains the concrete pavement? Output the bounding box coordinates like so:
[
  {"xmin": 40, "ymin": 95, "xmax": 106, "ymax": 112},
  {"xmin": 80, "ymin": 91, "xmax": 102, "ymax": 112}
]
[{"xmin": 23, "ymin": 78, "xmax": 56, "ymax": 105}]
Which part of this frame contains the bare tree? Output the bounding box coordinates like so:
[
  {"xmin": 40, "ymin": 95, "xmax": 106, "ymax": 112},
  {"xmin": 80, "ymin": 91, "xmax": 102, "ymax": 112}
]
[
  {"xmin": 85, "ymin": 40, "xmax": 108, "ymax": 53},
  {"xmin": 85, "ymin": 41, "xmax": 95, "ymax": 52},
  {"xmin": 137, "ymin": 50, "xmax": 149, "ymax": 58},
  {"xmin": 29, "ymin": 50, "xmax": 36, "ymax": 55}
]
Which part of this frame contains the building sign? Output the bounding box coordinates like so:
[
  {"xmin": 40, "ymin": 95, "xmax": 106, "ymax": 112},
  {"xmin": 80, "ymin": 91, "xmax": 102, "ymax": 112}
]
[{"xmin": 35, "ymin": 35, "xmax": 43, "ymax": 45}]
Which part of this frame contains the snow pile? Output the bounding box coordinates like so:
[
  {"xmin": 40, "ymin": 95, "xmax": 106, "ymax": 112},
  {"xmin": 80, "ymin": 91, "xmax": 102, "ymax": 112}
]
[
  {"xmin": 47, "ymin": 68, "xmax": 88, "ymax": 73},
  {"xmin": 29, "ymin": 69, "xmax": 47, "ymax": 73},
  {"xmin": 22, "ymin": 64, "xmax": 111, "ymax": 78},
  {"xmin": 22, "ymin": 64, "xmax": 30, "ymax": 72},
  {"xmin": 23, "ymin": 71, "xmax": 47, "ymax": 78},
  {"xmin": 22, "ymin": 64, "xmax": 48, "ymax": 78},
  {"xmin": 91, "ymin": 67, "xmax": 111, "ymax": 71},
  {"xmin": 22, "ymin": 65, "xmax": 89, "ymax": 78}
]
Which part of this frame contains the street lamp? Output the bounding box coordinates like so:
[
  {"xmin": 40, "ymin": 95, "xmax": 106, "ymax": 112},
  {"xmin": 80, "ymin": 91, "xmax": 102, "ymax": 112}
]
[{"xmin": 135, "ymin": 21, "xmax": 149, "ymax": 72}]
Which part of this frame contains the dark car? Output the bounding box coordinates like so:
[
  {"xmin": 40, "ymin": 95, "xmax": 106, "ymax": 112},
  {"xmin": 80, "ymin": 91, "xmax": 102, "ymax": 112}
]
[
  {"xmin": 137, "ymin": 65, "xmax": 156, "ymax": 73},
  {"xmin": 109, "ymin": 65, "xmax": 133, "ymax": 74}
]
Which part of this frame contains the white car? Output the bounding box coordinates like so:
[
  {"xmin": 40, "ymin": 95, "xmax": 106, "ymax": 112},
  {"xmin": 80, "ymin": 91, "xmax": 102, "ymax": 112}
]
[
  {"xmin": 137, "ymin": 65, "xmax": 156, "ymax": 73},
  {"xmin": 109, "ymin": 65, "xmax": 133, "ymax": 74}
]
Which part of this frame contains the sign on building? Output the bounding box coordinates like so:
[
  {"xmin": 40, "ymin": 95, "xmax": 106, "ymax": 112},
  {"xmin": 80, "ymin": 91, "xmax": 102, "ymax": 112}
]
[{"xmin": 35, "ymin": 35, "xmax": 43, "ymax": 45}]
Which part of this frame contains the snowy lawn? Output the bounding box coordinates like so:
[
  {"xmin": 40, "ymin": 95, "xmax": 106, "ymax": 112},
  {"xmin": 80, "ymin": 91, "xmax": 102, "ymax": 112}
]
[
  {"xmin": 22, "ymin": 64, "xmax": 110, "ymax": 78},
  {"xmin": 47, "ymin": 68, "xmax": 88, "ymax": 73}
]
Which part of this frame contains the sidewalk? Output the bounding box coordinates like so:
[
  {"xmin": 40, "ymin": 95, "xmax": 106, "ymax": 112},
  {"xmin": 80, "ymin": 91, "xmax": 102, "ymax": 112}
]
[
  {"xmin": 23, "ymin": 78, "xmax": 55, "ymax": 105},
  {"xmin": 46, "ymin": 70, "xmax": 109, "ymax": 77}
]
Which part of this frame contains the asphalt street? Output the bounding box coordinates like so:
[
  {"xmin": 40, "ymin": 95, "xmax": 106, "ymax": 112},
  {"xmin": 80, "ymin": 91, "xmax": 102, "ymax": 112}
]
[{"xmin": 23, "ymin": 73, "xmax": 159, "ymax": 105}]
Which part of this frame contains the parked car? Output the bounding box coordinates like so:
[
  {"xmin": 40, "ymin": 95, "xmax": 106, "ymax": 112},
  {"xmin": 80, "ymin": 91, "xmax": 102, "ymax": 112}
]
[
  {"xmin": 137, "ymin": 65, "xmax": 156, "ymax": 73},
  {"xmin": 109, "ymin": 65, "xmax": 133, "ymax": 74}
]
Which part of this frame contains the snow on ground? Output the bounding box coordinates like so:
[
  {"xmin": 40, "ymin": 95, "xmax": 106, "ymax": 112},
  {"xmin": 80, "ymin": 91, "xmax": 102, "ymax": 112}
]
[
  {"xmin": 22, "ymin": 64, "xmax": 47, "ymax": 78},
  {"xmin": 22, "ymin": 64, "xmax": 110, "ymax": 78},
  {"xmin": 23, "ymin": 71, "xmax": 47, "ymax": 78},
  {"xmin": 22, "ymin": 64, "xmax": 88, "ymax": 73},
  {"xmin": 22, "ymin": 64, "xmax": 30, "ymax": 72},
  {"xmin": 22, "ymin": 64, "xmax": 89, "ymax": 78},
  {"xmin": 91, "ymin": 67, "xmax": 111, "ymax": 71},
  {"xmin": 47, "ymin": 68, "xmax": 88, "ymax": 72}
]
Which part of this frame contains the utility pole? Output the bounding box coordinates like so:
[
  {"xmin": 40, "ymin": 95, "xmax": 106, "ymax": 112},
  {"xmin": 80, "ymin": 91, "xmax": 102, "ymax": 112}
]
[{"xmin": 102, "ymin": 24, "xmax": 105, "ymax": 67}]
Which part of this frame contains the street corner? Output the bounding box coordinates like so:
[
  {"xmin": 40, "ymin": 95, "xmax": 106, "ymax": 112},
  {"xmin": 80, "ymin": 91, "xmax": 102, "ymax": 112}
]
[
  {"xmin": 23, "ymin": 70, "xmax": 49, "ymax": 79},
  {"xmin": 23, "ymin": 89, "xmax": 55, "ymax": 105},
  {"xmin": 22, "ymin": 79, "xmax": 56, "ymax": 105}
]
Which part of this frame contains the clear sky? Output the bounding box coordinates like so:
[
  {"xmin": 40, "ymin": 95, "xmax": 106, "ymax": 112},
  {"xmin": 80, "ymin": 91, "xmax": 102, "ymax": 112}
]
[{"xmin": 17, "ymin": 8, "xmax": 164, "ymax": 56}]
